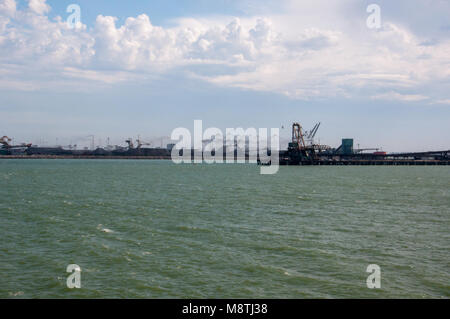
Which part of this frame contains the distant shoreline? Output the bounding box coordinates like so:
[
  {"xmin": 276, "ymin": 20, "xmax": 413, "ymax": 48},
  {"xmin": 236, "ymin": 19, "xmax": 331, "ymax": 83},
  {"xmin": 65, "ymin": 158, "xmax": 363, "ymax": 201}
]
[
  {"xmin": 0, "ymin": 155, "xmax": 172, "ymax": 160},
  {"xmin": 1, "ymin": 155, "xmax": 449, "ymax": 165}
]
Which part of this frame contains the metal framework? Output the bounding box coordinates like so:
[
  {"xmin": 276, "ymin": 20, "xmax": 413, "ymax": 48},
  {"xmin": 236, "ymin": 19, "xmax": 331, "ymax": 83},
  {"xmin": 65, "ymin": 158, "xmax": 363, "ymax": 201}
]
[{"xmin": 292, "ymin": 122, "xmax": 307, "ymax": 150}]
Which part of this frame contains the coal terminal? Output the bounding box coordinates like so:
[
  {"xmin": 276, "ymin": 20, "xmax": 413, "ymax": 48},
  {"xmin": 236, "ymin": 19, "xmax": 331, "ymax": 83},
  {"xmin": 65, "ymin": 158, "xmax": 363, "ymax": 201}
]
[{"xmin": 1, "ymin": 124, "xmax": 449, "ymax": 165}]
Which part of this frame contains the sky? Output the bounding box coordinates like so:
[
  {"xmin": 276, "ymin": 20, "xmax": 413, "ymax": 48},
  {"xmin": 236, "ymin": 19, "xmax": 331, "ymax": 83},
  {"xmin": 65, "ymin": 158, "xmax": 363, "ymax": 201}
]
[{"xmin": 0, "ymin": 0, "xmax": 449, "ymax": 151}]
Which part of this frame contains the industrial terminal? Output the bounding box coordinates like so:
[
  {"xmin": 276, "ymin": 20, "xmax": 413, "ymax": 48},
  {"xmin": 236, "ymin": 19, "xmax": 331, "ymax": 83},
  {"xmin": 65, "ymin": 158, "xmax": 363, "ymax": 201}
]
[
  {"xmin": 1, "ymin": 122, "xmax": 449, "ymax": 165},
  {"xmin": 277, "ymin": 123, "xmax": 449, "ymax": 165}
]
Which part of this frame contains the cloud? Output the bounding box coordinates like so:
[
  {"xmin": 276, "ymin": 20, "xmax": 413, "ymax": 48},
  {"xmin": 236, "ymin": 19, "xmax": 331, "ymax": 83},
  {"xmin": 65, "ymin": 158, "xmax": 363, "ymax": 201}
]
[
  {"xmin": 0, "ymin": 0, "xmax": 15, "ymax": 32},
  {"xmin": 0, "ymin": 0, "xmax": 449, "ymax": 105},
  {"xmin": 371, "ymin": 91, "xmax": 429, "ymax": 102},
  {"xmin": 92, "ymin": 14, "xmax": 186, "ymax": 71},
  {"xmin": 433, "ymin": 99, "xmax": 450, "ymax": 105},
  {"xmin": 0, "ymin": 0, "xmax": 15, "ymax": 15},
  {"xmin": 28, "ymin": 0, "xmax": 49, "ymax": 15}
]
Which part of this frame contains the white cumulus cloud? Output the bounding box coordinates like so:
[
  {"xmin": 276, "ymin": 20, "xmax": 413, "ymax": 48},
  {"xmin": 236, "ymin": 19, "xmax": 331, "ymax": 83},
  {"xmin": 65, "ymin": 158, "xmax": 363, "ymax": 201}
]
[
  {"xmin": 28, "ymin": 0, "xmax": 49, "ymax": 15},
  {"xmin": 0, "ymin": 0, "xmax": 449, "ymax": 105}
]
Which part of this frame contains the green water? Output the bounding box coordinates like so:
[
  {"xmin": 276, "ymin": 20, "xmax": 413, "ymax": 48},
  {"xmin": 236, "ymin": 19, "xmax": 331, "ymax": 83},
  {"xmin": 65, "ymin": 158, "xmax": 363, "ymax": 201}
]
[{"xmin": 0, "ymin": 160, "xmax": 449, "ymax": 298}]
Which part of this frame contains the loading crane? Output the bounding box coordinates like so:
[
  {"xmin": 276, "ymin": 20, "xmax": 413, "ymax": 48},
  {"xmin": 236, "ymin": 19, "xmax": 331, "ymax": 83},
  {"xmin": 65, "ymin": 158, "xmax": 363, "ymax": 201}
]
[
  {"xmin": 304, "ymin": 122, "xmax": 321, "ymax": 144},
  {"xmin": 289, "ymin": 122, "xmax": 329, "ymax": 161},
  {"xmin": 291, "ymin": 122, "xmax": 307, "ymax": 150},
  {"xmin": 0, "ymin": 136, "xmax": 12, "ymax": 148},
  {"xmin": 284, "ymin": 122, "xmax": 331, "ymax": 164},
  {"xmin": 125, "ymin": 138, "xmax": 134, "ymax": 149},
  {"xmin": 1, "ymin": 136, "xmax": 32, "ymax": 149},
  {"xmin": 125, "ymin": 137, "xmax": 152, "ymax": 149},
  {"xmin": 136, "ymin": 138, "xmax": 151, "ymax": 149}
]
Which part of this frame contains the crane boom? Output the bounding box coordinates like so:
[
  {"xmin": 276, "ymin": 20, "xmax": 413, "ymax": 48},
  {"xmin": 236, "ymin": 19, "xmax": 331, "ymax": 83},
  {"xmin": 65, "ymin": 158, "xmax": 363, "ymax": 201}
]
[{"xmin": 310, "ymin": 122, "xmax": 320, "ymax": 139}]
